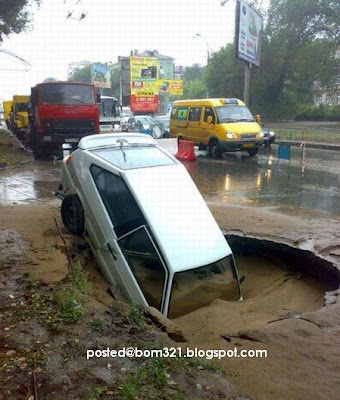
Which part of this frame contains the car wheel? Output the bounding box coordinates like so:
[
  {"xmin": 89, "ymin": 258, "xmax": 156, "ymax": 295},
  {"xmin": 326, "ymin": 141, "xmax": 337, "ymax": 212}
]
[
  {"xmin": 208, "ymin": 140, "xmax": 222, "ymax": 158},
  {"xmin": 247, "ymin": 148, "xmax": 259, "ymax": 156},
  {"xmin": 61, "ymin": 194, "xmax": 85, "ymax": 235}
]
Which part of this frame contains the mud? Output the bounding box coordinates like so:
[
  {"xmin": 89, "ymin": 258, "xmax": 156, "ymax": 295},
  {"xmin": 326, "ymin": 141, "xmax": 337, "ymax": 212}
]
[{"xmin": 0, "ymin": 154, "xmax": 340, "ymax": 399}]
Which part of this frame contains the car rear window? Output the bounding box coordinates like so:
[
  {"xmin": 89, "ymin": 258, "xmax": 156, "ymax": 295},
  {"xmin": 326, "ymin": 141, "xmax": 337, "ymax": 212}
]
[{"xmin": 91, "ymin": 146, "xmax": 176, "ymax": 170}]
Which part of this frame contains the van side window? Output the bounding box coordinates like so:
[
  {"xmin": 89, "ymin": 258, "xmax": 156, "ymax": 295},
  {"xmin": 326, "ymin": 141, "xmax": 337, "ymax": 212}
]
[
  {"xmin": 170, "ymin": 107, "xmax": 177, "ymax": 119},
  {"xmin": 176, "ymin": 107, "xmax": 188, "ymax": 121},
  {"xmin": 204, "ymin": 107, "xmax": 215, "ymax": 124},
  {"xmin": 188, "ymin": 107, "xmax": 202, "ymax": 122},
  {"xmin": 90, "ymin": 165, "xmax": 146, "ymax": 238}
]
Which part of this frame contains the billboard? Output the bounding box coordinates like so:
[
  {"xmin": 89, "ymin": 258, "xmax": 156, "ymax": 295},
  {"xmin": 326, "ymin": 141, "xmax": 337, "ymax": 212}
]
[
  {"xmin": 130, "ymin": 57, "xmax": 159, "ymax": 112},
  {"xmin": 91, "ymin": 63, "xmax": 111, "ymax": 88},
  {"xmin": 158, "ymin": 80, "xmax": 183, "ymax": 96},
  {"xmin": 235, "ymin": 0, "xmax": 263, "ymax": 67}
]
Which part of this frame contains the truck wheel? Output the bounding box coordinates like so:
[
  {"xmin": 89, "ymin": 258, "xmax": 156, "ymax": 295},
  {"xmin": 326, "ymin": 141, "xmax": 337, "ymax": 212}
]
[
  {"xmin": 247, "ymin": 148, "xmax": 259, "ymax": 156},
  {"xmin": 208, "ymin": 140, "xmax": 222, "ymax": 158},
  {"xmin": 32, "ymin": 146, "xmax": 43, "ymax": 160},
  {"xmin": 61, "ymin": 195, "xmax": 84, "ymax": 235}
]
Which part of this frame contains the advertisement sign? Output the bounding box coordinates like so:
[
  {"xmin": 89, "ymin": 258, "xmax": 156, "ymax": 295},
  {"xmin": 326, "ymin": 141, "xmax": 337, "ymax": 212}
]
[
  {"xmin": 91, "ymin": 63, "xmax": 111, "ymax": 88},
  {"xmin": 130, "ymin": 57, "xmax": 159, "ymax": 112},
  {"xmin": 235, "ymin": 0, "xmax": 263, "ymax": 67},
  {"xmin": 158, "ymin": 80, "xmax": 183, "ymax": 96}
]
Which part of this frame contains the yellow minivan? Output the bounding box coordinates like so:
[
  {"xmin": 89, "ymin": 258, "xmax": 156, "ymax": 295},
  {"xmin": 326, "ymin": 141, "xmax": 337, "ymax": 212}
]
[{"xmin": 170, "ymin": 98, "xmax": 264, "ymax": 157}]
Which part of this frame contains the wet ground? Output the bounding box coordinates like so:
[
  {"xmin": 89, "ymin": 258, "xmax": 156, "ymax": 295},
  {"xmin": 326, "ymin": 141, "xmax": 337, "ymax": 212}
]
[
  {"xmin": 186, "ymin": 146, "xmax": 340, "ymax": 216},
  {"xmin": 0, "ymin": 146, "xmax": 339, "ymax": 217}
]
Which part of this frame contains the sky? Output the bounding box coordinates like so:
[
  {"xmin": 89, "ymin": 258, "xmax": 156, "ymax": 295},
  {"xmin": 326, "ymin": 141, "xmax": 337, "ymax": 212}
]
[{"xmin": 0, "ymin": 0, "xmax": 239, "ymax": 100}]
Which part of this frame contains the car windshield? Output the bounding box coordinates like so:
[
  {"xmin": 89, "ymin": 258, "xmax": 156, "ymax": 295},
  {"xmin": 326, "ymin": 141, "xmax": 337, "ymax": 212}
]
[
  {"xmin": 41, "ymin": 84, "xmax": 95, "ymax": 105},
  {"xmin": 215, "ymin": 105, "xmax": 254, "ymax": 123},
  {"xmin": 122, "ymin": 110, "xmax": 133, "ymax": 117},
  {"xmin": 136, "ymin": 116, "xmax": 154, "ymax": 124},
  {"xmin": 91, "ymin": 145, "xmax": 176, "ymax": 170},
  {"xmin": 100, "ymin": 99, "xmax": 120, "ymax": 118},
  {"xmin": 168, "ymin": 255, "xmax": 240, "ymax": 318},
  {"xmin": 16, "ymin": 103, "xmax": 28, "ymax": 112}
]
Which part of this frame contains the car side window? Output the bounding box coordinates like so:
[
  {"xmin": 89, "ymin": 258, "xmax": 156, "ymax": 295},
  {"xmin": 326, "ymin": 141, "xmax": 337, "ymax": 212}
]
[
  {"xmin": 204, "ymin": 107, "xmax": 216, "ymax": 124},
  {"xmin": 188, "ymin": 107, "xmax": 202, "ymax": 122},
  {"xmin": 118, "ymin": 227, "xmax": 166, "ymax": 311},
  {"xmin": 90, "ymin": 165, "xmax": 146, "ymax": 238},
  {"xmin": 170, "ymin": 107, "xmax": 177, "ymax": 119}
]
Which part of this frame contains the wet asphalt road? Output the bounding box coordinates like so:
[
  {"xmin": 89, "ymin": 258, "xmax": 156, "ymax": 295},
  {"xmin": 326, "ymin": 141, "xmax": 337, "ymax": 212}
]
[{"xmin": 0, "ymin": 145, "xmax": 339, "ymax": 216}]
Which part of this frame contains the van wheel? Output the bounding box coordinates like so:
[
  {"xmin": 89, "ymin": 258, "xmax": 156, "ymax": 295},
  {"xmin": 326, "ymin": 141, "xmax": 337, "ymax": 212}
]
[
  {"xmin": 61, "ymin": 195, "xmax": 85, "ymax": 235},
  {"xmin": 247, "ymin": 148, "xmax": 259, "ymax": 156},
  {"xmin": 208, "ymin": 140, "xmax": 222, "ymax": 158}
]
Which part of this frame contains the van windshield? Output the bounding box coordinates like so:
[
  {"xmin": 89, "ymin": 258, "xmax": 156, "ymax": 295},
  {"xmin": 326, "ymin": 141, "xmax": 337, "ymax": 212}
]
[
  {"xmin": 100, "ymin": 99, "xmax": 120, "ymax": 118},
  {"xmin": 215, "ymin": 105, "xmax": 254, "ymax": 123},
  {"xmin": 168, "ymin": 255, "xmax": 240, "ymax": 318}
]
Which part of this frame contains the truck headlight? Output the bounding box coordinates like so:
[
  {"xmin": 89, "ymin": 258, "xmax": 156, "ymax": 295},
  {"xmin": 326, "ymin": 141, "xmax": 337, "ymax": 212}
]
[{"xmin": 226, "ymin": 131, "xmax": 235, "ymax": 139}]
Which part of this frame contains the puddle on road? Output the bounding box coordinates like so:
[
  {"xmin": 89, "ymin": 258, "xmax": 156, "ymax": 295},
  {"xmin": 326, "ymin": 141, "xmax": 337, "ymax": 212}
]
[
  {"xmin": 173, "ymin": 235, "xmax": 338, "ymax": 338},
  {"xmin": 0, "ymin": 163, "xmax": 60, "ymax": 203}
]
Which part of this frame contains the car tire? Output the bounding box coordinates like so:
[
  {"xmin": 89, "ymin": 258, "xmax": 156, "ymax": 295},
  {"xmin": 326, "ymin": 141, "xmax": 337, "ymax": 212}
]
[
  {"xmin": 61, "ymin": 194, "xmax": 85, "ymax": 235},
  {"xmin": 247, "ymin": 148, "xmax": 259, "ymax": 156},
  {"xmin": 208, "ymin": 140, "xmax": 222, "ymax": 158}
]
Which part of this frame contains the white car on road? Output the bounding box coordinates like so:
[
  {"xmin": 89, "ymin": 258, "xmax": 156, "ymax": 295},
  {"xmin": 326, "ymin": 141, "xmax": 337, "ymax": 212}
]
[{"xmin": 57, "ymin": 133, "xmax": 242, "ymax": 317}]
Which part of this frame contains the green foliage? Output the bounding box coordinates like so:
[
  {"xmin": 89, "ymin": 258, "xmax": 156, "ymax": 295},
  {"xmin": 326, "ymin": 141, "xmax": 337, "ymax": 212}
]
[
  {"xmin": 295, "ymin": 105, "xmax": 340, "ymax": 121},
  {"xmin": 68, "ymin": 64, "xmax": 91, "ymax": 83},
  {"xmin": 123, "ymin": 301, "xmax": 147, "ymax": 329},
  {"xmin": 0, "ymin": 0, "xmax": 41, "ymax": 42},
  {"xmin": 85, "ymin": 385, "xmax": 108, "ymax": 400},
  {"xmin": 90, "ymin": 317, "xmax": 105, "ymax": 332},
  {"xmin": 121, "ymin": 358, "xmax": 170, "ymax": 400},
  {"xmin": 183, "ymin": 79, "xmax": 207, "ymax": 99},
  {"xmin": 183, "ymin": 64, "xmax": 204, "ymax": 82}
]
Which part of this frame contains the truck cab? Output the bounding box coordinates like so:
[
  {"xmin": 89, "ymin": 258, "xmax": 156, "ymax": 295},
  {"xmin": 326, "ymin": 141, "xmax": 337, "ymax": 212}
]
[{"xmin": 98, "ymin": 96, "xmax": 121, "ymax": 133}]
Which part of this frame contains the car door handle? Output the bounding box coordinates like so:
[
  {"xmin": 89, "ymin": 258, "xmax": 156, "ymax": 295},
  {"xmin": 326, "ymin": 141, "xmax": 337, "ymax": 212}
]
[{"xmin": 106, "ymin": 242, "xmax": 117, "ymax": 260}]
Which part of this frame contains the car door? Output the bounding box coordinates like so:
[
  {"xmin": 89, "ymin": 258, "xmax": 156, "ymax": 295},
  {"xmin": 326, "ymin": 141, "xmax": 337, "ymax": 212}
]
[
  {"xmin": 187, "ymin": 106, "xmax": 202, "ymax": 143},
  {"xmin": 88, "ymin": 164, "xmax": 168, "ymax": 311},
  {"xmin": 199, "ymin": 106, "xmax": 217, "ymax": 145}
]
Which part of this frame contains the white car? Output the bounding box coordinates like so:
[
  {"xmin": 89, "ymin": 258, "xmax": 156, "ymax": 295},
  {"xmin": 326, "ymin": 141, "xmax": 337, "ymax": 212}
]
[{"xmin": 57, "ymin": 133, "xmax": 242, "ymax": 318}]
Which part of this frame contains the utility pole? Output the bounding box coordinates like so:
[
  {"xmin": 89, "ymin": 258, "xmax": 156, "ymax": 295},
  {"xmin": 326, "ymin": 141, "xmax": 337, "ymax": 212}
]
[{"xmin": 244, "ymin": 63, "xmax": 251, "ymax": 106}]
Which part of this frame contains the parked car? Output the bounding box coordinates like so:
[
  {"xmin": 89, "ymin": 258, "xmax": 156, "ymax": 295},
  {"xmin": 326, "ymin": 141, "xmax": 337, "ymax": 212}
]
[
  {"xmin": 155, "ymin": 115, "xmax": 170, "ymax": 138},
  {"xmin": 57, "ymin": 133, "xmax": 243, "ymax": 318},
  {"xmin": 127, "ymin": 115, "xmax": 163, "ymax": 138},
  {"xmin": 261, "ymin": 128, "xmax": 276, "ymax": 147},
  {"xmin": 121, "ymin": 107, "xmax": 133, "ymax": 131}
]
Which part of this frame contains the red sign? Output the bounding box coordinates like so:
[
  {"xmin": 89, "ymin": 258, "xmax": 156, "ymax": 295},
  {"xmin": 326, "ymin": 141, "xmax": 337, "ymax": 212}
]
[{"xmin": 131, "ymin": 94, "xmax": 159, "ymax": 112}]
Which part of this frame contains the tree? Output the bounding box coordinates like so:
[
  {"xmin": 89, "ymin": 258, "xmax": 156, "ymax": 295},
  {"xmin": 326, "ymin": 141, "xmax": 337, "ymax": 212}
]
[
  {"xmin": 205, "ymin": 44, "xmax": 244, "ymax": 99},
  {"xmin": 0, "ymin": 0, "xmax": 41, "ymax": 43},
  {"xmin": 68, "ymin": 65, "xmax": 91, "ymax": 83}
]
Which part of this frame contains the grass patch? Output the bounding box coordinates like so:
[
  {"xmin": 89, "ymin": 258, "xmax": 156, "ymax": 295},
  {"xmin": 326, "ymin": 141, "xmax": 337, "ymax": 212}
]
[
  {"xmin": 123, "ymin": 301, "xmax": 147, "ymax": 330},
  {"xmin": 275, "ymin": 129, "xmax": 340, "ymax": 143},
  {"xmin": 90, "ymin": 317, "xmax": 105, "ymax": 332},
  {"xmin": 121, "ymin": 349, "xmax": 223, "ymax": 400},
  {"xmin": 3, "ymin": 262, "xmax": 93, "ymax": 332},
  {"xmin": 0, "ymin": 129, "xmax": 31, "ymax": 167}
]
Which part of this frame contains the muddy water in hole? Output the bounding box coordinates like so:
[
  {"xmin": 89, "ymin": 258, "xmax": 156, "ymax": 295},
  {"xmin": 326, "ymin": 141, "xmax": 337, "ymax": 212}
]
[{"xmin": 173, "ymin": 255, "xmax": 326, "ymax": 341}]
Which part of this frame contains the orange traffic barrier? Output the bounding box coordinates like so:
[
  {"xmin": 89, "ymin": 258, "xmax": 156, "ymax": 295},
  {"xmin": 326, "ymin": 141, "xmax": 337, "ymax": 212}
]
[{"xmin": 175, "ymin": 140, "xmax": 197, "ymax": 162}]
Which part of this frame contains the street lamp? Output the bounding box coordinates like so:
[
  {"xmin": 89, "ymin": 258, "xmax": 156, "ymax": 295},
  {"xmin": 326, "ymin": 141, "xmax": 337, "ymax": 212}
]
[{"xmin": 193, "ymin": 33, "xmax": 210, "ymax": 64}]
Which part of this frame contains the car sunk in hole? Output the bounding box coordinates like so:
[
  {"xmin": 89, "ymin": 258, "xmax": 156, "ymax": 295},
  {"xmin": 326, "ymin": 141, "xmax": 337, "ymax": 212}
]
[{"xmin": 57, "ymin": 133, "xmax": 242, "ymax": 318}]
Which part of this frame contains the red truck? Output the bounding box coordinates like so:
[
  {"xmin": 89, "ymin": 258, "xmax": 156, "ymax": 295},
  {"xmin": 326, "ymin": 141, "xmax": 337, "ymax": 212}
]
[{"xmin": 28, "ymin": 81, "xmax": 100, "ymax": 159}]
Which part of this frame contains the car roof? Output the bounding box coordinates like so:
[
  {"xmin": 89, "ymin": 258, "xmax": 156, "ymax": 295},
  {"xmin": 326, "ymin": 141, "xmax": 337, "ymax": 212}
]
[
  {"xmin": 78, "ymin": 133, "xmax": 156, "ymax": 150},
  {"xmin": 124, "ymin": 166, "xmax": 231, "ymax": 272}
]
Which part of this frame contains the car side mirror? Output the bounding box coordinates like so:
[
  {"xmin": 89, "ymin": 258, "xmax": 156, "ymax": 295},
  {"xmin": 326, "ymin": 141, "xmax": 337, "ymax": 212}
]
[
  {"xmin": 207, "ymin": 116, "xmax": 213, "ymax": 124},
  {"xmin": 255, "ymin": 114, "xmax": 261, "ymax": 124},
  {"xmin": 96, "ymin": 92, "xmax": 101, "ymax": 103}
]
